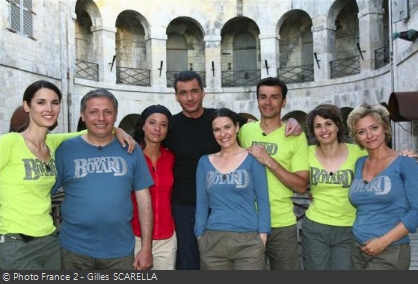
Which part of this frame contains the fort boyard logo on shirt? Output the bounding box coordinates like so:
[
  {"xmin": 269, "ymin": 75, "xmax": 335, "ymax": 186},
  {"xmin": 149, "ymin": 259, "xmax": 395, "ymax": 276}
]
[
  {"xmin": 251, "ymin": 141, "xmax": 278, "ymax": 155},
  {"xmin": 73, "ymin": 156, "xmax": 128, "ymax": 178},
  {"xmin": 310, "ymin": 168, "xmax": 354, "ymax": 188},
  {"xmin": 22, "ymin": 158, "xmax": 56, "ymax": 180}
]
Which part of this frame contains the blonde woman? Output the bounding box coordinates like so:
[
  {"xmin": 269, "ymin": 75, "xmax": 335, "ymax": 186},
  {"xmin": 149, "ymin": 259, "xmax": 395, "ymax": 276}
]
[{"xmin": 347, "ymin": 103, "xmax": 418, "ymax": 270}]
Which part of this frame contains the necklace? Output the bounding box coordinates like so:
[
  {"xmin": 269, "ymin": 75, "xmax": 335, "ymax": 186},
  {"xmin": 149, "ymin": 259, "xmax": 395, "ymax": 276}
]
[
  {"xmin": 22, "ymin": 134, "xmax": 51, "ymax": 163},
  {"xmin": 23, "ymin": 134, "xmax": 46, "ymax": 148},
  {"xmin": 22, "ymin": 134, "xmax": 54, "ymax": 174}
]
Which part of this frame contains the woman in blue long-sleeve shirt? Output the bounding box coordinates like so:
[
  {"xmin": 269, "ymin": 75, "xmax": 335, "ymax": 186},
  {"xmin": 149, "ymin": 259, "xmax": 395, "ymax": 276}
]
[
  {"xmin": 194, "ymin": 108, "xmax": 271, "ymax": 270},
  {"xmin": 347, "ymin": 103, "xmax": 418, "ymax": 270}
]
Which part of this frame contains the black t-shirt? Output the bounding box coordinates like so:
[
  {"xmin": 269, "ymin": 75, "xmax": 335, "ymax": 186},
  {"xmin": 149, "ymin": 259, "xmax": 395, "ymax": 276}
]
[{"xmin": 164, "ymin": 108, "xmax": 247, "ymax": 206}]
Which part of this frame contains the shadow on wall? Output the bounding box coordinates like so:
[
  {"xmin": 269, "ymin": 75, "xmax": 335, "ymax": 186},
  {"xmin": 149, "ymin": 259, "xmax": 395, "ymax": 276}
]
[
  {"xmin": 118, "ymin": 114, "xmax": 140, "ymax": 137},
  {"xmin": 340, "ymin": 107, "xmax": 354, "ymax": 144},
  {"xmin": 9, "ymin": 106, "xmax": 29, "ymax": 132},
  {"xmin": 77, "ymin": 118, "xmax": 86, "ymax": 132},
  {"xmin": 282, "ymin": 110, "xmax": 309, "ymax": 141},
  {"xmin": 238, "ymin": 112, "xmax": 258, "ymax": 122}
]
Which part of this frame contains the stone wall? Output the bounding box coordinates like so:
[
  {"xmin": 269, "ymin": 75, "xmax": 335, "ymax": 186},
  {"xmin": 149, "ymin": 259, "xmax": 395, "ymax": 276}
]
[{"xmin": 1, "ymin": 0, "xmax": 417, "ymax": 149}]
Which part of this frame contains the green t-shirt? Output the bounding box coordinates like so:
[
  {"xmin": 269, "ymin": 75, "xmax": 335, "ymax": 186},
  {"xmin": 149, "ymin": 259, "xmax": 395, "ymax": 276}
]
[
  {"xmin": 306, "ymin": 143, "xmax": 367, "ymax": 226},
  {"xmin": 239, "ymin": 121, "xmax": 309, "ymax": 227},
  {"xmin": 0, "ymin": 131, "xmax": 81, "ymax": 236}
]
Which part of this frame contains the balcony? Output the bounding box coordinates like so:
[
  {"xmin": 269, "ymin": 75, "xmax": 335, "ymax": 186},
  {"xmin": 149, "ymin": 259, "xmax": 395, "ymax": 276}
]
[
  {"xmin": 277, "ymin": 64, "xmax": 314, "ymax": 83},
  {"xmin": 75, "ymin": 59, "xmax": 99, "ymax": 81},
  {"xmin": 116, "ymin": 67, "xmax": 151, "ymax": 86},
  {"xmin": 330, "ymin": 56, "xmax": 360, "ymax": 78},
  {"xmin": 375, "ymin": 45, "xmax": 390, "ymax": 69},
  {"xmin": 221, "ymin": 69, "xmax": 261, "ymax": 87}
]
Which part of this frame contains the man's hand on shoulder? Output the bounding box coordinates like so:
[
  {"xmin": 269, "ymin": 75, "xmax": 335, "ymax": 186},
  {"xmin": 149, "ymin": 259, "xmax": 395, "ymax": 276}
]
[
  {"xmin": 114, "ymin": 127, "xmax": 136, "ymax": 153},
  {"xmin": 284, "ymin": 118, "xmax": 302, "ymax": 137}
]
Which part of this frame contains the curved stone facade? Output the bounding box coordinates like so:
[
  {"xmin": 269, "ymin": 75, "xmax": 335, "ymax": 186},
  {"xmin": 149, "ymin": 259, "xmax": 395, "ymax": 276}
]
[{"xmin": 1, "ymin": 0, "xmax": 417, "ymax": 149}]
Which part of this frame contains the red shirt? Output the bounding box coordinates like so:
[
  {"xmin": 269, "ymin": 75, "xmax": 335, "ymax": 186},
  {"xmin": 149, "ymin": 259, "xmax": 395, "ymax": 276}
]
[{"xmin": 131, "ymin": 146, "xmax": 175, "ymax": 240}]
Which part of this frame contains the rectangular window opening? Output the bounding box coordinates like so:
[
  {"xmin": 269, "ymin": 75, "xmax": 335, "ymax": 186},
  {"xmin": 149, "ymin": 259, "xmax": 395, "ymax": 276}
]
[{"xmin": 8, "ymin": 0, "xmax": 34, "ymax": 38}]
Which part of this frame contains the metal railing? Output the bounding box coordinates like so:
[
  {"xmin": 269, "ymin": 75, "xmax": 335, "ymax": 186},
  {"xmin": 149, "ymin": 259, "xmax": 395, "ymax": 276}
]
[
  {"xmin": 75, "ymin": 59, "xmax": 99, "ymax": 81},
  {"xmin": 330, "ymin": 56, "xmax": 361, "ymax": 78},
  {"xmin": 116, "ymin": 67, "xmax": 151, "ymax": 86},
  {"xmin": 166, "ymin": 70, "xmax": 206, "ymax": 88},
  {"xmin": 292, "ymin": 192, "xmax": 311, "ymax": 222},
  {"xmin": 51, "ymin": 191, "xmax": 64, "ymax": 231},
  {"xmin": 278, "ymin": 64, "xmax": 314, "ymax": 83},
  {"xmin": 375, "ymin": 46, "xmax": 390, "ymax": 69},
  {"xmin": 292, "ymin": 190, "xmax": 311, "ymax": 251},
  {"xmin": 221, "ymin": 69, "xmax": 261, "ymax": 87}
]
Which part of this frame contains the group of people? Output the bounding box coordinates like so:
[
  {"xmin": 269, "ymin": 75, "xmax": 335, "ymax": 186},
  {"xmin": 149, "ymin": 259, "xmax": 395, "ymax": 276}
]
[{"xmin": 0, "ymin": 70, "xmax": 417, "ymax": 271}]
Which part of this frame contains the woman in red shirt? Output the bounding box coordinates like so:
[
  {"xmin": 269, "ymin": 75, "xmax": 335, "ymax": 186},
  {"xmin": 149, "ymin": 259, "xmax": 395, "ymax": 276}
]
[{"xmin": 131, "ymin": 105, "xmax": 176, "ymax": 270}]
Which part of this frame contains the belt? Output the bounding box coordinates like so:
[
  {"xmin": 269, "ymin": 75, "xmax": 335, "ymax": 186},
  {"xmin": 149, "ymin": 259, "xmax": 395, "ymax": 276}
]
[
  {"xmin": 2, "ymin": 233, "xmax": 37, "ymax": 243},
  {"xmin": 0, "ymin": 232, "xmax": 58, "ymax": 243}
]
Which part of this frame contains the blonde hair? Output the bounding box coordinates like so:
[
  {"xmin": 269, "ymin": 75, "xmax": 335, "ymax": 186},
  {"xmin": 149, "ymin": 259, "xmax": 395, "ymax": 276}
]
[{"xmin": 347, "ymin": 103, "xmax": 392, "ymax": 148}]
